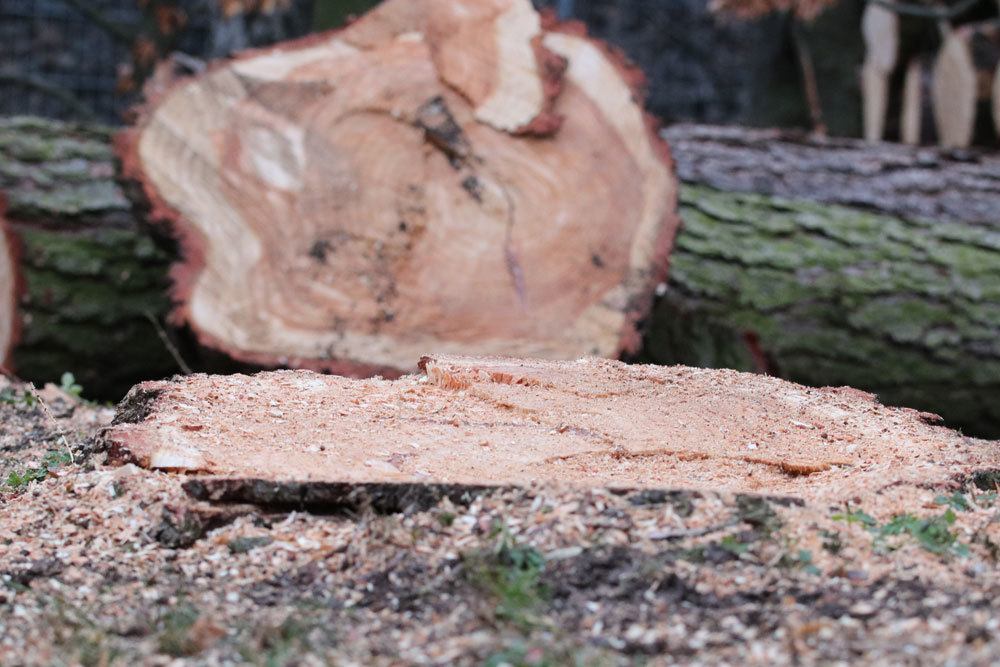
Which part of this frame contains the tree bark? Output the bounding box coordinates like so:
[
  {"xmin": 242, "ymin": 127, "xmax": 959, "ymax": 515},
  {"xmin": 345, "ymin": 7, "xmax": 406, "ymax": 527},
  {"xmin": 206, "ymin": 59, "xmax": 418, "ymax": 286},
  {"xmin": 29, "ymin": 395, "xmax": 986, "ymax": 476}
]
[
  {"xmin": 1, "ymin": 118, "xmax": 998, "ymax": 437},
  {"xmin": 663, "ymin": 124, "xmax": 1000, "ymax": 228},
  {"xmin": 0, "ymin": 117, "xmax": 180, "ymax": 397}
]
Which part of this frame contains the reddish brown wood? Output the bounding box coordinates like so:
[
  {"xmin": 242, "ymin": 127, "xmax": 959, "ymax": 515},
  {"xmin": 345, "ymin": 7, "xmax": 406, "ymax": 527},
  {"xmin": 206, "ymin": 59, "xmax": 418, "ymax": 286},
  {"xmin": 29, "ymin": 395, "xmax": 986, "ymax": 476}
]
[{"xmin": 0, "ymin": 198, "xmax": 20, "ymax": 370}]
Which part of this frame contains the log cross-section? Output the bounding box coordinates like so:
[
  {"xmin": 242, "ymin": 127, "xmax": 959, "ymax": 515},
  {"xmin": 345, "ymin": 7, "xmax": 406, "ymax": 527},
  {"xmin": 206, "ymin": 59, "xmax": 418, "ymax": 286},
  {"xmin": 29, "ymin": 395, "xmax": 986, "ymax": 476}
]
[
  {"xmin": 102, "ymin": 355, "xmax": 997, "ymax": 508},
  {"xmin": 118, "ymin": 0, "xmax": 678, "ymax": 376}
]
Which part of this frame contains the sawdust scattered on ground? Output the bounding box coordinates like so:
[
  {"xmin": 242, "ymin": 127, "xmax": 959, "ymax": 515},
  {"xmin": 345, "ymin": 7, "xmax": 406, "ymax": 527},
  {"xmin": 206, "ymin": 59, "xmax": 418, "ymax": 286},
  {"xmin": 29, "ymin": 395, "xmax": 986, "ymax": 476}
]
[{"xmin": 2, "ymin": 371, "xmax": 1000, "ymax": 665}]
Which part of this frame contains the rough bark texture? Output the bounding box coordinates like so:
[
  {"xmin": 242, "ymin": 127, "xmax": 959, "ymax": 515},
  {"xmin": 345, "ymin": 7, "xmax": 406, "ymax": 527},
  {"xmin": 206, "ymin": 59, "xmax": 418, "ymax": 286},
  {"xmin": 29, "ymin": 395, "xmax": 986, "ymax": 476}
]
[
  {"xmin": 2, "ymin": 118, "xmax": 997, "ymax": 437},
  {"xmin": 119, "ymin": 0, "xmax": 678, "ymax": 375},
  {"xmin": 652, "ymin": 125, "xmax": 1000, "ymax": 437},
  {"xmin": 664, "ymin": 124, "xmax": 1000, "ymax": 228},
  {"xmin": 102, "ymin": 355, "xmax": 993, "ymax": 507},
  {"xmin": 0, "ymin": 117, "xmax": 179, "ymax": 396}
]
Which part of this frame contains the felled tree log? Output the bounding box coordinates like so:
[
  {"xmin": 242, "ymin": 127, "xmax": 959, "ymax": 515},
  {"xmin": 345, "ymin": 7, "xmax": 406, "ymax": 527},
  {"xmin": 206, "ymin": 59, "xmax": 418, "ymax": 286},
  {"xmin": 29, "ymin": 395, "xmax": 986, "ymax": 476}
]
[
  {"xmin": 2, "ymin": 116, "xmax": 999, "ymax": 435},
  {"xmin": 0, "ymin": 117, "xmax": 180, "ymax": 397},
  {"xmin": 649, "ymin": 124, "xmax": 1000, "ymax": 437},
  {"xmin": 102, "ymin": 355, "xmax": 997, "ymax": 510},
  {"xmin": 118, "ymin": 0, "xmax": 678, "ymax": 376}
]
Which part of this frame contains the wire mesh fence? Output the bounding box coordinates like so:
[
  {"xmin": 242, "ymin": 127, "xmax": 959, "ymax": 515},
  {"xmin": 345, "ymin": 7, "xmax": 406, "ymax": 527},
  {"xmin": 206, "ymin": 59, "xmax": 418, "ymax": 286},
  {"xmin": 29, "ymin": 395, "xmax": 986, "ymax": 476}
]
[
  {"xmin": 0, "ymin": 0, "xmax": 142, "ymax": 122},
  {"xmin": 0, "ymin": 0, "xmax": 314, "ymax": 124},
  {"xmin": 0, "ymin": 0, "xmax": 813, "ymax": 130}
]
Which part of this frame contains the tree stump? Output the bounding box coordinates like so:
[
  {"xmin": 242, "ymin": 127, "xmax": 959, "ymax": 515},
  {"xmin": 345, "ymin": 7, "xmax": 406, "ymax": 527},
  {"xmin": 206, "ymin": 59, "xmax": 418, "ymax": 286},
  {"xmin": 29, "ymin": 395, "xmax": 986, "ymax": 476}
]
[
  {"xmin": 102, "ymin": 355, "xmax": 996, "ymax": 510},
  {"xmin": 118, "ymin": 0, "xmax": 678, "ymax": 376}
]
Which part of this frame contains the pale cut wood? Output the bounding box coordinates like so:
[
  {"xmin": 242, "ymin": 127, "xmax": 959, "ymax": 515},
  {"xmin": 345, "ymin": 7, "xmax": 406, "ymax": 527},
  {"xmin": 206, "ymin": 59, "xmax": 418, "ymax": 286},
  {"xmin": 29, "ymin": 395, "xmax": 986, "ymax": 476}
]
[
  {"xmin": 900, "ymin": 58, "xmax": 923, "ymax": 145},
  {"xmin": 932, "ymin": 30, "xmax": 978, "ymax": 148},
  {"xmin": 862, "ymin": 61, "xmax": 890, "ymax": 142},
  {"xmin": 345, "ymin": 0, "xmax": 563, "ymax": 134},
  {"xmin": 860, "ymin": 3, "xmax": 898, "ymax": 142},
  {"xmin": 861, "ymin": 3, "xmax": 898, "ymax": 73},
  {"xmin": 118, "ymin": 0, "xmax": 677, "ymax": 377},
  {"xmin": 0, "ymin": 205, "xmax": 16, "ymax": 369},
  {"xmin": 102, "ymin": 355, "xmax": 995, "ymax": 505}
]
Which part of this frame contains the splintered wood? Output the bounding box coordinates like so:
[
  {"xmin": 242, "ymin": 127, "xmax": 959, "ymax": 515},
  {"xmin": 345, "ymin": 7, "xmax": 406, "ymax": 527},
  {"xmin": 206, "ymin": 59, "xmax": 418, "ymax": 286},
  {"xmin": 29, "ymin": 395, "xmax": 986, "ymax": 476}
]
[
  {"xmin": 103, "ymin": 356, "xmax": 996, "ymax": 504},
  {"xmin": 118, "ymin": 0, "xmax": 677, "ymax": 376}
]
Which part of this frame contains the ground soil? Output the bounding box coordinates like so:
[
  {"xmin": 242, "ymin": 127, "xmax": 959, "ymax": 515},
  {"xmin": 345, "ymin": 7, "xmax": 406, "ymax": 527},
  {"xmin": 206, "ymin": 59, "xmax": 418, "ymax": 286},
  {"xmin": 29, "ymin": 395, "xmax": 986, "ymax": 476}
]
[{"xmin": 1, "ymin": 368, "xmax": 999, "ymax": 666}]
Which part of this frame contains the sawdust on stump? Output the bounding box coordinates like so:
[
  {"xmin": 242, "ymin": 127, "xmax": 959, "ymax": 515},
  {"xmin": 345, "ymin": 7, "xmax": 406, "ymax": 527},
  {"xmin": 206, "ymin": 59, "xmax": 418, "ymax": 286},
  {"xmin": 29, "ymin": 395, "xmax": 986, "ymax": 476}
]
[{"xmin": 102, "ymin": 355, "xmax": 996, "ymax": 509}]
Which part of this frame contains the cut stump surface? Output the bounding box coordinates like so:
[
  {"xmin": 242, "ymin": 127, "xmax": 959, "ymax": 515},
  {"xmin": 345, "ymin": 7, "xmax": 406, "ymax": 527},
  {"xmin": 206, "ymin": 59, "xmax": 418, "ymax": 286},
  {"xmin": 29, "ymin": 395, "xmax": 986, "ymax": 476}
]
[
  {"xmin": 119, "ymin": 0, "xmax": 677, "ymax": 375},
  {"xmin": 103, "ymin": 355, "xmax": 997, "ymax": 507}
]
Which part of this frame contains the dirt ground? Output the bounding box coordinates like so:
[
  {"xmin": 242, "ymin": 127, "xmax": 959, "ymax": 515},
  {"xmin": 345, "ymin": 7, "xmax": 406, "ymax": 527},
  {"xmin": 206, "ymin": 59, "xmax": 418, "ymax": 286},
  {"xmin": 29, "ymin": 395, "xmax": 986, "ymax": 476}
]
[{"xmin": 1, "ymin": 373, "xmax": 999, "ymax": 666}]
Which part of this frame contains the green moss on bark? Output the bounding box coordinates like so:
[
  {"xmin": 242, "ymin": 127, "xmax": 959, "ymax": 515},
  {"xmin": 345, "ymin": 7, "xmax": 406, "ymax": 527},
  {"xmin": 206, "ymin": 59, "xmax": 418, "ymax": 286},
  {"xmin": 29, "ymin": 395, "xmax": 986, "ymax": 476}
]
[
  {"xmin": 645, "ymin": 186, "xmax": 1000, "ymax": 438},
  {"xmin": 1, "ymin": 117, "xmax": 177, "ymax": 399}
]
